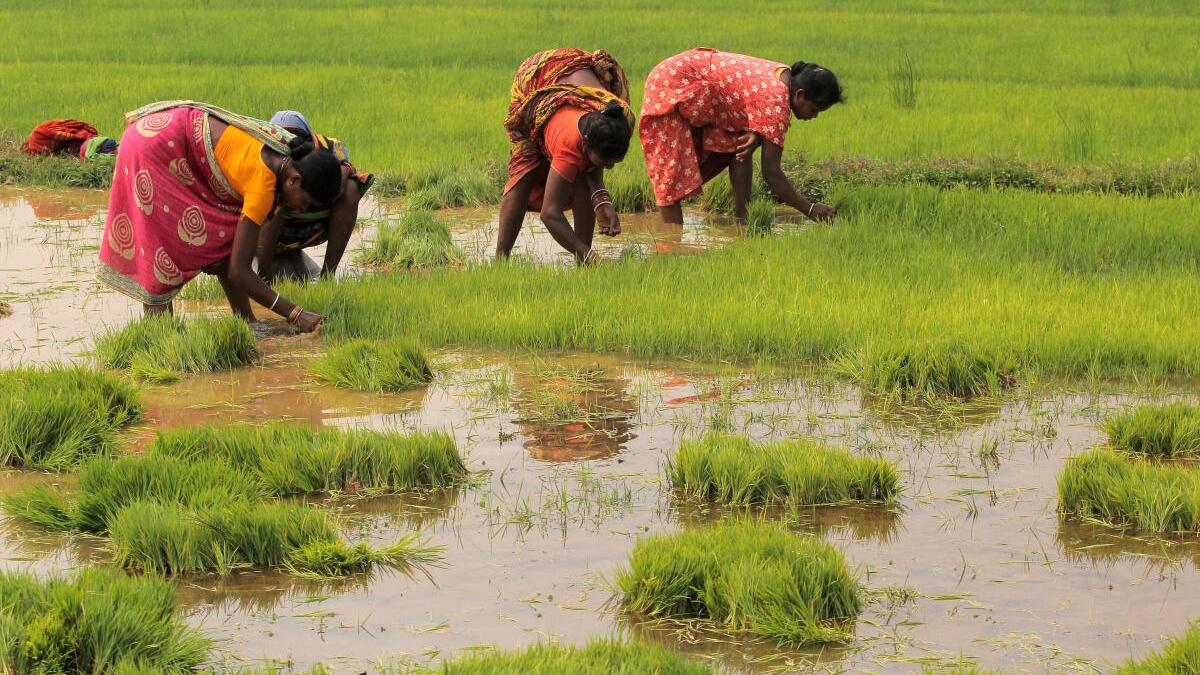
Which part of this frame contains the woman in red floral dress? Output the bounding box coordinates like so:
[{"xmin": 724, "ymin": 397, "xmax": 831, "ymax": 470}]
[{"xmin": 639, "ymin": 48, "xmax": 844, "ymax": 225}]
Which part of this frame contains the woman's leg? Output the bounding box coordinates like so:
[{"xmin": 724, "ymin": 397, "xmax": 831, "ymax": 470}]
[
  {"xmin": 728, "ymin": 156, "xmax": 754, "ymax": 223},
  {"xmin": 659, "ymin": 203, "xmax": 684, "ymax": 225},
  {"xmin": 210, "ymin": 264, "xmax": 254, "ymax": 320},
  {"xmin": 497, "ymin": 172, "xmax": 537, "ymax": 258},
  {"xmin": 143, "ymin": 302, "xmax": 172, "ymax": 317}
]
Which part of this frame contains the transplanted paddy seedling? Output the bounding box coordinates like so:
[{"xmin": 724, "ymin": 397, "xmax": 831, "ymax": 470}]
[
  {"xmin": 0, "ymin": 366, "xmax": 141, "ymax": 470},
  {"xmin": 356, "ymin": 209, "xmax": 463, "ymax": 269},
  {"xmin": 411, "ymin": 638, "xmax": 713, "ymax": 674},
  {"xmin": 0, "ymin": 567, "xmax": 210, "ymax": 672},
  {"xmin": 1115, "ymin": 621, "xmax": 1200, "ymax": 674},
  {"xmin": 309, "ymin": 338, "xmax": 434, "ymax": 392},
  {"xmin": 835, "ymin": 346, "xmax": 1016, "ymax": 399},
  {"xmin": 670, "ymin": 433, "xmax": 901, "ymax": 507},
  {"xmin": 615, "ymin": 520, "xmax": 861, "ymax": 645},
  {"xmin": 93, "ymin": 314, "xmax": 259, "ymax": 382},
  {"xmin": 3, "ymin": 423, "xmax": 464, "ymax": 577},
  {"xmin": 1105, "ymin": 403, "xmax": 1200, "ymax": 458},
  {"xmin": 1058, "ymin": 448, "xmax": 1200, "ymax": 535}
]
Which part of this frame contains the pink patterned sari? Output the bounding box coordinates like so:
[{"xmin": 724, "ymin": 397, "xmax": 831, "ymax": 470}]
[{"xmin": 97, "ymin": 101, "xmax": 292, "ymax": 305}]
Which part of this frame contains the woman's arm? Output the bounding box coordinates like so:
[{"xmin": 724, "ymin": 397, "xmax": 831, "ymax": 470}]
[
  {"xmin": 227, "ymin": 217, "xmax": 322, "ymax": 331},
  {"xmin": 760, "ymin": 142, "xmax": 836, "ymax": 221},
  {"xmin": 255, "ymin": 209, "xmax": 285, "ymax": 283},
  {"xmin": 541, "ymin": 169, "xmax": 594, "ymax": 262},
  {"xmin": 583, "ymin": 167, "xmax": 620, "ymax": 236},
  {"xmin": 322, "ymin": 176, "xmax": 361, "ymax": 276}
]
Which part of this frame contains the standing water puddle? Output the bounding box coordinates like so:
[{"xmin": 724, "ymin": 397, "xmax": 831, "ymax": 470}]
[{"xmin": 2, "ymin": 187, "xmax": 1198, "ymax": 672}]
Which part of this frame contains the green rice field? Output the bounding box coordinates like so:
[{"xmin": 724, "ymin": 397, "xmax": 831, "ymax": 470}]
[{"xmin": 2, "ymin": 0, "xmax": 1200, "ymax": 673}]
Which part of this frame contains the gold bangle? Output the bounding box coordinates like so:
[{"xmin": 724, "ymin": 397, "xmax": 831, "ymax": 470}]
[{"xmin": 287, "ymin": 305, "xmax": 303, "ymax": 324}]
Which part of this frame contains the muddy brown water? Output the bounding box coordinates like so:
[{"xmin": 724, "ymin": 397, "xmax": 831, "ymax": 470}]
[{"xmin": 2, "ymin": 187, "xmax": 1199, "ymax": 673}]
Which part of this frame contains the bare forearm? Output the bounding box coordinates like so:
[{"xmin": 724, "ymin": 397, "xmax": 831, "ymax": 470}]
[
  {"xmin": 541, "ymin": 210, "xmax": 588, "ymax": 258},
  {"xmin": 763, "ymin": 167, "xmax": 811, "ymax": 215}
]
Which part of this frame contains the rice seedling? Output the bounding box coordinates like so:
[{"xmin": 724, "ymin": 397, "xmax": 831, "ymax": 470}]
[
  {"xmin": 1058, "ymin": 448, "xmax": 1200, "ymax": 535},
  {"xmin": 284, "ymin": 535, "xmax": 442, "ymax": 579},
  {"xmin": 93, "ymin": 314, "xmax": 259, "ymax": 383},
  {"xmin": 670, "ymin": 433, "xmax": 901, "ymax": 507},
  {"xmin": 1115, "ymin": 621, "xmax": 1200, "ymax": 674},
  {"xmin": 356, "ymin": 209, "xmax": 463, "ymax": 269},
  {"xmin": 0, "ymin": 366, "xmax": 141, "ymax": 470},
  {"xmin": 0, "ymin": 567, "xmax": 210, "ymax": 673},
  {"xmin": 177, "ymin": 274, "xmax": 225, "ymax": 303},
  {"xmin": 614, "ymin": 520, "xmax": 861, "ymax": 645},
  {"xmin": 834, "ymin": 346, "xmax": 1016, "ymax": 399},
  {"xmin": 1105, "ymin": 403, "xmax": 1200, "ymax": 458},
  {"xmin": 746, "ymin": 197, "xmax": 776, "ymax": 236},
  {"xmin": 1059, "ymin": 108, "xmax": 1099, "ymax": 162},
  {"xmin": 410, "ymin": 638, "xmax": 713, "ymax": 674},
  {"xmin": 147, "ymin": 423, "xmax": 468, "ymax": 495},
  {"xmin": 309, "ymin": 338, "xmax": 433, "ymax": 392},
  {"xmin": 888, "ymin": 49, "xmax": 919, "ymax": 109},
  {"xmin": 289, "ymin": 186, "xmax": 1200, "ymax": 384}
]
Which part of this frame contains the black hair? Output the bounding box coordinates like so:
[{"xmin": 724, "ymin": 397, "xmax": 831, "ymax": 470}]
[
  {"xmin": 787, "ymin": 62, "xmax": 845, "ymax": 109},
  {"xmin": 287, "ymin": 137, "xmax": 342, "ymax": 204},
  {"xmin": 582, "ymin": 101, "xmax": 633, "ymax": 163}
]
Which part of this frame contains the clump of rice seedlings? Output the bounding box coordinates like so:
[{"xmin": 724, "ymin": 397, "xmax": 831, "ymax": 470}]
[
  {"xmin": 412, "ymin": 638, "xmax": 712, "ymax": 674},
  {"xmin": 747, "ymin": 197, "xmax": 776, "ymax": 236},
  {"xmin": 93, "ymin": 314, "xmax": 259, "ymax": 383},
  {"xmin": 888, "ymin": 49, "xmax": 919, "ymax": 109},
  {"xmin": 605, "ymin": 167, "xmax": 655, "ymax": 213},
  {"xmin": 405, "ymin": 170, "xmax": 498, "ymax": 209},
  {"xmin": 0, "ymin": 567, "xmax": 209, "ymax": 673},
  {"xmin": 0, "ymin": 366, "xmax": 141, "ymax": 470},
  {"xmin": 177, "ymin": 274, "xmax": 224, "ymax": 302},
  {"xmin": 357, "ymin": 209, "xmax": 463, "ymax": 269},
  {"xmin": 1105, "ymin": 403, "xmax": 1200, "ymax": 458},
  {"xmin": 615, "ymin": 520, "xmax": 861, "ymax": 645},
  {"xmin": 148, "ymin": 423, "xmax": 467, "ymax": 495},
  {"xmin": 1059, "ymin": 109, "xmax": 1098, "ymax": 162},
  {"xmin": 1058, "ymin": 448, "xmax": 1200, "ymax": 534},
  {"xmin": 835, "ymin": 346, "xmax": 1016, "ymax": 399},
  {"xmin": 670, "ymin": 433, "xmax": 901, "ymax": 507},
  {"xmin": 284, "ymin": 535, "xmax": 442, "ymax": 579},
  {"xmin": 701, "ymin": 176, "xmax": 768, "ymax": 215},
  {"xmin": 309, "ymin": 338, "xmax": 433, "ymax": 392},
  {"xmin": 1115, "ymin": 621, "xmax": 1200, "ymax": 673}
]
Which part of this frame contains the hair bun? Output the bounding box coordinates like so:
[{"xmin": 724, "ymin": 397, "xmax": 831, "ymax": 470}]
[
  {"xmin": 791, "ymin": 60, "xmax": 810, "ymax": 73},
  {"xmin": 601, "ymin": 101, "xmax": 624, "ymax": 118},
  {"xmin": 288, "ymin": 136, "xmax": 315, "ymax": 161}
]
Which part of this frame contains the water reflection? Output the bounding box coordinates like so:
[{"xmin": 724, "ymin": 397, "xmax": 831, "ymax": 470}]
[{"xmin": 511, "ymin": 364, "xmax": 638, "ymax": 461}]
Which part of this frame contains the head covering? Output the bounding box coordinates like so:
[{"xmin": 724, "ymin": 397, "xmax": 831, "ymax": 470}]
[{"xmin": 270, "ymin": 110, "xmax": 313, "ymax": 139}]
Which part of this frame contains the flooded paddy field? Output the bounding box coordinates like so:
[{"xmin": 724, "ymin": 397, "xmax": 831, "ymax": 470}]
[{"xmin": 2, "ymin": 187, "xmax": 1198, "ymax": 673}]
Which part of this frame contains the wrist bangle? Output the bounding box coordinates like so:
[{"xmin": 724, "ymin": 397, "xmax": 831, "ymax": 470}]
[
  {"xmin": 592, "ymin": 200, "xmax": 612, "ymax": 211},
  {"xmin": 287, "ymin": 305, "xmax": 303, "ymax": 324},
  {"xmin": 269, "ymin": 292, "xmax": 281, "ymax": 312},
  {"xmin": 807, "ymin": 203, "xmax": 816, "ymax": 217}
]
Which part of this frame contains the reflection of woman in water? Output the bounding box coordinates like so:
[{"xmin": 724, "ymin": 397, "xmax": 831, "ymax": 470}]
[{"xmin": 511, "ymin": 366, "xmax": 638, "ymax": 461}]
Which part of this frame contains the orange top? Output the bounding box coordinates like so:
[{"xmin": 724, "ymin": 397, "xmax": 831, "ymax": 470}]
[
  {"xmin": 213, "ymin": 126, "xmax": 277, "ymax": 225},
  {"xmin": 544, "ymin": 106, "xmax": 591, "ymax": 182}
]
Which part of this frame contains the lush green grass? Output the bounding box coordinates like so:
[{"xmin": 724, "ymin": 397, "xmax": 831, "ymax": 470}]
[
  {"xmin": 4, "ymin": 423, "xmax": 462, "ymax": 576},
  {"xmin": 148, "ymin": 423, "xmax": 467, "ymax": 495},
  {"xmin": 0, "ymin": 366, "xmax": 141, "ymax": 470},
  {"xmin": 309, "ymin": 339, "xmax": 434, "ymax": 392},
  {"xmin": 746, "ymin": 198, "xmax": 775, "ymax": 236},
  {"xmin": 356, "ymin": 210, "xmax": 463, "ymax": 269},
  {"xmin": 1116, "ymin": 621, "xmax": 1200, "ymax": 674},
  {"xmin": 1, "ymin": 0, "xmax": 1197, "ymax": 198},
  {"xmin": 615, "ymin": 520, "xmax": 861, "ymax": 645},
  {"xmin": 0, "ymin": 131, "xmax": 115, "ymax": 189},
  {"xmin": 1105, "ymin": 403, "xmax": 1200, "ymax": 458},
  {"xmin": 287, "ymin": 186, "xmax": 1200, "ymax": 383},
  {"xmin": 94, "ymin": 315, "xmax": 260, "ymax": 382},
  {"xmin": 1058, "ymin": 448, "xmax": 1200, "ymax": 535},
  {"xmin": 670, "ymin": 433, "xmax": 900, "ymax": 507},
  {"xmin": 415, "ymin": 638, "xmax": 713, "ymax": 674},
  {"xmin": 834, "ymin": 346, "xmax": 1016, "ymax": 399},
  {"xmin": 0, "ymin": 568, "xmax": 209, "ymax": 673}
]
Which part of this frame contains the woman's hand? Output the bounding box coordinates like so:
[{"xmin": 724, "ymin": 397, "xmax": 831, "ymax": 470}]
[
  {"xmin": 597, "ymin": 202, "xmax": 621, "ymax": 236},
  {"xmin": 807, "ymin": 203, "xmax": 837, "ymax": 222},
  {"xmin": 294, "ymin": 310, "xmax": 323, "ymax": 333},
  {"xmin": 735, "ymin": 132, "xmax": 762, "ymax": 162}
]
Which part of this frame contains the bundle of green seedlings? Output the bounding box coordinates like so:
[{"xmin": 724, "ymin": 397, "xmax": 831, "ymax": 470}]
[
  {"xmin": 0, "ymin": 366, "xmax": 141, "ymax": 470},
  {"xmin": 4, "ymin": 423, "xmax": 466, "ymax": 576},
  {"xmin": 410, "ymin": 638, "xmax": 712, "ymax": 674},
  {"xmin": 1104, "ymin": 403, "xmax": 1200, "ymax": 458},
  {"xmin": 615, "ymin": 520, "xmax": 861, "ymax": 645},
  {"xmin": 93, "ymin": 314, "xmax": 259, "ymax": 383},
  {"xmin": 309, "ymin": 338, "xmax": 433, "ymax": 392},
  {"xmin": 356, "ymin": 208, "xmax": 463, "ymax": 269},
  {"xmin": 670, "ymin": 433, "xmax": 901, "ymax": 507},
  {"xmin": 1115, "ymin": 621, "xmax": 1200, "ymax": 674},
  {"xmin": 0, "ymin": 567, "xmax": 210, "ymax": 673},
  {"xmin": 834, "ymin": 345, "xmax": 1016, "ymax": 400},
  {"xmin": 1057, "ymin": 448, "xmax": 1200, "ymax": 535}
]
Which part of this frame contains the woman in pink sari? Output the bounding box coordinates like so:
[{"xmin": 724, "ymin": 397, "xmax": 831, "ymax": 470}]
[
  {"xmin": 97, "ymin": 101, "xmax": 342, "ymax": 332},
  {"xmin": 640, "ymin": 49, "xmax": 844, "ymax": 225}
]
